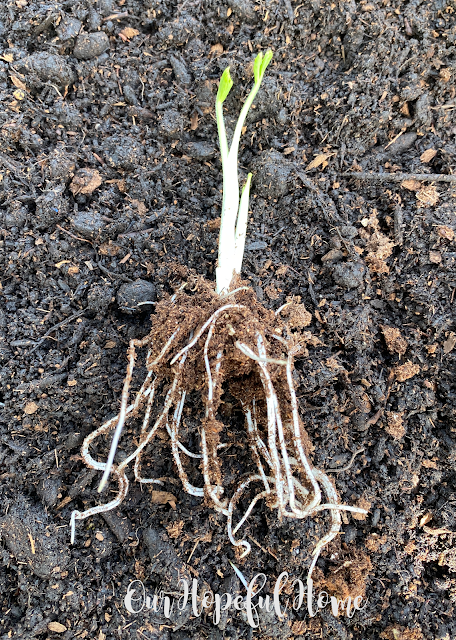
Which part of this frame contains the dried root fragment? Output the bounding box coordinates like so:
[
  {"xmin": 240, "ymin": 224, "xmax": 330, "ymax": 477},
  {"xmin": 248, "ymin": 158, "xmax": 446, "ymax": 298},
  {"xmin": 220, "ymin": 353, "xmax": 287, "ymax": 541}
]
[{"xmin": 71, "ymin": 278, "xmax": 367, "ymax": 581}]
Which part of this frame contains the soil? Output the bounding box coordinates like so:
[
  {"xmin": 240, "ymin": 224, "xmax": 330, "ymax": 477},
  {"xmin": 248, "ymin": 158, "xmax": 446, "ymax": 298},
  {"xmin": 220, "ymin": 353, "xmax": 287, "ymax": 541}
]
[{"xmin": 0, "ymin": 1, "xmax": 455, "ymax": 639}]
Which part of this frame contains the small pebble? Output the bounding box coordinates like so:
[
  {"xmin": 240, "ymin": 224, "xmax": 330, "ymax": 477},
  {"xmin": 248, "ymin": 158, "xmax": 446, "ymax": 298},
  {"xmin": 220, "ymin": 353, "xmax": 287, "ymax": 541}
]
[
  {"xmin": 246, "ymin": 241, "xmax": 268, "ymax": 251},
  {"xmin": 10, "ymin": 606, "xmax": 23, "ymax": 619},
  {"xmin": 372, "ymin": 508, "xmax": 381, "ymax": 527},
  {"xmin": 123, "ymin": 84, "xmax": 138, "ymax": 106},
  {"xmin": 73, "ymin": 32, "xmax": 110, "ymax": 60},
  {"xmin": 101, "ymin": 511, "xmax": 130, "ymax": 543},
  {"xmin": 340, "ymin": 224, "xmax": 358, "ymax": 239},
  {"xmin": 87, "ymin": 8, "xmax": 102, "ymax": 31},
  {"xmin": 64, "ymin": 432, "xmax": 84, "ymax": 450},
  {"xmin": 48, "ymin": 147, "xmax": 76, "ymax": 181},
  {"xmin": 332, "ymin": 262, "xmax": 365, "ymax": 289},
  {"xmin": 277, "ymin": 107, "xmax": 287, "ymax": 125},
  {"xmin": 353, "ymin": 412, "xmax": 370, "ymax": 431},
  {"xmin": 3, "ymin": 202, "xmax": 27, "ymax": 229},
  {"xmin": 70, "ymin": 210, "xmax": 104, "ymax": 239},
  {"xmin": 343, "ymin": 525, "xmax": 357, "ymax": 543},
  {"xmin": 322, "ymin": 248, "xmax": 344, "ymax": 263},
  {"xmin": 415, "ymin": 93, "xmax": 430, "ymax": 125},
  {"xmin": 55, "ymin": 103, "xmax": 83, "ymax": 129},
  {"xmin": 400, "ymin": 73, "xmax": 423, "ymax": 101},
  {"xmin": 117, "ymin": 279, "xmax": 157, "ymax": 313},
  {"xmin": 158, "ymin": 15, "xmax": 202, "ymax": 45},
  {"xmin": 98, "ymin": 0, "xmax": 115, "ymax": 16}
]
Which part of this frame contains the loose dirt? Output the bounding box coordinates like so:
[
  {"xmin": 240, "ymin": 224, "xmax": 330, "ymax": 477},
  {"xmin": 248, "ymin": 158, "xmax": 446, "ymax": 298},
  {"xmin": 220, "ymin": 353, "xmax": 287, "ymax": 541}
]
[{"xmin": 0, "ymin": 1, "xmax": 455, "ymax": 639}]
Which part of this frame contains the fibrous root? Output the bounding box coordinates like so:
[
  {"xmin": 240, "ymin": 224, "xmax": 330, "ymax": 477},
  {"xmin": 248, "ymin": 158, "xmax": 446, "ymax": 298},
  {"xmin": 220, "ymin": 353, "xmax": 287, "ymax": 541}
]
[{"xmin": 71, "ymin": 281, "xmax": 367, "ymax": 582}]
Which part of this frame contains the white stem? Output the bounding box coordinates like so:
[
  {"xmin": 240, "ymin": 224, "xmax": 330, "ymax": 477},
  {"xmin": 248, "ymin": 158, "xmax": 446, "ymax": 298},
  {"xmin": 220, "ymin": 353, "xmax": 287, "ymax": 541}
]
[
  {"xmin": 233, "ymin": 173, "xmax": 252, "ymax": 275},
  {"xmin": 215, "ymin": 98, "xmax": 229, "ymax": 166}
]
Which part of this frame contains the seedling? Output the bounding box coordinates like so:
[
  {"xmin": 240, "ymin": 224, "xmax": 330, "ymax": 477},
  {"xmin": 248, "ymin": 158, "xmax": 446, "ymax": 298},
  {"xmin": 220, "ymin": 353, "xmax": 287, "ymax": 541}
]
[
  {"xmin": 215, "ymin": 50, "xmax": 272, "ymax": 294},
  {"xmin": 71, "ymin": 52, "xmax": 366, "ymax": 583}
]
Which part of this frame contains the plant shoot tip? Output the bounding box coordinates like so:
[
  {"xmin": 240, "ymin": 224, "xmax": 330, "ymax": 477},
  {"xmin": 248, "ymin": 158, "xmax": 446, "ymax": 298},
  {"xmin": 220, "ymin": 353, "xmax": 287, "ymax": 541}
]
[
  {"xmin": 217, "ymin": 66, "xmax": 233, "ymax": 104},
  {"xmin": 253, "ymin": 49, "xmax": 273, "ymax": 85}
]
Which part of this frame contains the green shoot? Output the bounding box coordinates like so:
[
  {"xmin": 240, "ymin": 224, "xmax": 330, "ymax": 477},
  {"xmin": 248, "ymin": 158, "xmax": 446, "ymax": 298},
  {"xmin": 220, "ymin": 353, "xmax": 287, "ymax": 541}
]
[
  {"xmin": 215, "ymin": 50, "xmax": 273, "ymax": 295},
  {"xmin": 216, "ymin": 67, "xmax": 233, "ymax": 166}
]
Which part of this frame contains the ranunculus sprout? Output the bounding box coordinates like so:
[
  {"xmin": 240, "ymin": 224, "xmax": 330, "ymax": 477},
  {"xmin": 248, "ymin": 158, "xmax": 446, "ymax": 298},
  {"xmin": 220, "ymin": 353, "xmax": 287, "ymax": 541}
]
[{"xmin": 70, "ymin": 52, "xmax": 367, "ymax": 584}]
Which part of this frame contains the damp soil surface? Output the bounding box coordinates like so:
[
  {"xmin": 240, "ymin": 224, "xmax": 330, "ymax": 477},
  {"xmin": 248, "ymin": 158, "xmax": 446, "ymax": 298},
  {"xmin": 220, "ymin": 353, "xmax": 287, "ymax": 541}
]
[{"xmin": 0, "ymin": 1, "xmax": 456, "ymax": 639}]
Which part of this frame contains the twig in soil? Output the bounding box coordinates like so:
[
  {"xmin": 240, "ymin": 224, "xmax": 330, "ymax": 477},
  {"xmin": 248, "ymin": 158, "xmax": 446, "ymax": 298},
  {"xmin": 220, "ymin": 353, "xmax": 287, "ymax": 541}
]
[
  {"xmin": 29, "ymin": 310, "xmax": 86, "ymax": 354},
  {"xmin": 384, "ymin": 130, "xmax": 407, "ymax": 150},
  {"xmin": 307, "ymin": 271, "xmax": 319, "ymax": 307},
  {"xmin": 394, "ymin": 206, "xmax": 403, "ymax": 245},
  {"xmin": 248, "ymin": 534, "xmax": 278, "ymax": 560},
  {"xmin": 327, "ymin": 448, "xmax": 365, "ymax": 474},
  {"xmin": 45, "ymin": 83, "xmax": 64, "ymax": 99},
  {"xmin": 341, "ymin": 172, "xmax": 456, "ymax": 183},
  {"xmin": 102, "ymin": 12, "xmax": 130, "ymax": 22},
  {"xmin": 118, "ymin": 227, "xmax": 156, "ymax": 239},
  {"xmin": 362, "ymin": 373, "xmax": 395, "ymax": 429},
  {"xmin": 95, "ymin": 259, "xmax": 133, "ymax": 283},
  {"xmin": 56, "ymin": 224, "xmax": 93, "ymax": 245},
  {"xmin": 187, "ymin": 539, "xmax": 200, "ymax": 563}
]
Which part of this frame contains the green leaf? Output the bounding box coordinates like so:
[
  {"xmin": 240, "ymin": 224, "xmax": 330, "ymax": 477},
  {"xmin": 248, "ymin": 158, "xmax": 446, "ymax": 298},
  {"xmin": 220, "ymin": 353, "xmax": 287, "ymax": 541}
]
[
  {"xmin": 253, "ymin": 52, "xmax": 263, "ymax": 85},
  {"xmin": 260, "ymin": 49, "xmax": 273, "ymax": 76},
  {"xmin": 217, "ymin": 67, "xmax": 233, "ymax": 104},
  {"xmin": 253, "ymin": 50, "xmax": 273, "ymax": 85}
]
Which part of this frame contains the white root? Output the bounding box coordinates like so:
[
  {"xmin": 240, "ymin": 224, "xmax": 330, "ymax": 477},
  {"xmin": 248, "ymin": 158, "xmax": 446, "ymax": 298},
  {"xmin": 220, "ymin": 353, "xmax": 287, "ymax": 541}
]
[
  {"xmin": 70, "ymin": 302, "xmax": 367, "ymax": 582},
  {"xmin": 99, "ymin": 330, "xmax": 180, "ymax": 492},
  {"xmin": 169, "ymin": 390, "xmax": 205, "ymax": 497},
  {"xmin": 201, "ymin": 322, "xmax": 228, "ymax": 512}
]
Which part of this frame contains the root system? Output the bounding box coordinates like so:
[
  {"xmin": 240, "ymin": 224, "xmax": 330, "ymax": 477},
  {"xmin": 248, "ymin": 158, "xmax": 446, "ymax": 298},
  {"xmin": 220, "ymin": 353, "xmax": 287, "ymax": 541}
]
[{"xmin": 71, "ymin": 275, "xmax": 367, "ymax": 580}]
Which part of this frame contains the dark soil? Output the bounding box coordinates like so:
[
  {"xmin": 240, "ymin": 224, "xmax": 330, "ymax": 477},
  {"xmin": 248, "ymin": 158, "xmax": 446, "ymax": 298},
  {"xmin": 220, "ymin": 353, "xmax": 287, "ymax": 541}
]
[{"xmin": 0, "ymin": 1, "xmax": 455, "ymax": 639}]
